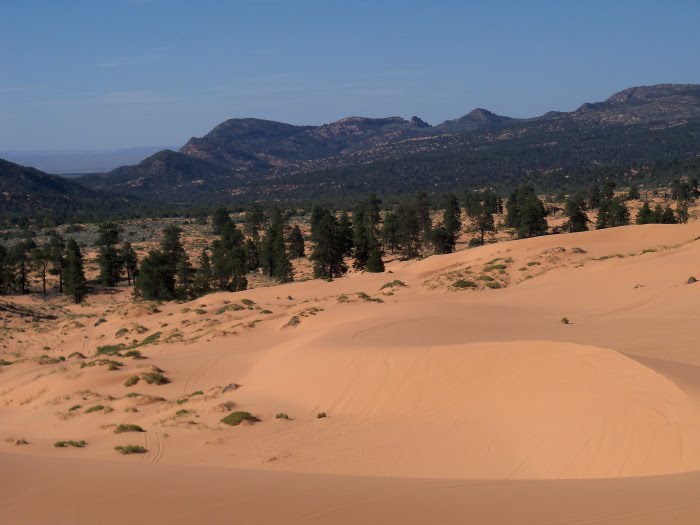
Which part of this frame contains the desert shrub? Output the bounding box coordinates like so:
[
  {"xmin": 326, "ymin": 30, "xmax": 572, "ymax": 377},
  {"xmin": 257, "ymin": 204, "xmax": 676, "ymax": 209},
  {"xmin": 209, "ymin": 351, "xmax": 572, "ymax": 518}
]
[
  {"xmin": 380, "ymin": 280, "xmax": 406, "ymax": 290},
  {"xmin": 124, "ymin": 350, "xmax": 145, "ymax": 359},
  {"xmin": 240, "ymin": 299, "xmax": 255, "ymax": 306},
  {"xmin": 125, "ymin": 392, "xmax": 142, "ymax": 398},
  {"xmin": 54, "ymin": 440, "xmax": 87, "ymax": 448},
  {"xmin": 485, "ymin": 282, "xmax": 501, "ymax": 289},
  {"xmin": 483, "ymin": 264, "xmax": 507, "ymax": 272},
  {"xmin": 526, "ymin": 261, "xmax": 540, "ymax": 266},
  {"xmin": 85, "ymin": 405, "xmax": 105, "ymax": 414},
  {"xmin": 478, "ymin": 275, "xmax": 494, "ymax": 282},
  {"xmin": 175, "ymin": 409, "xmax": 189, "ymax": 417},
  {"xmin": 68, "ymin": 352, "xmax": 86, "ymax": 359},
  {"xmin": 561, "ymin": 317, "xmax": 570, "ymax": 324},
  {"xmin": 114, "ymin": 444, "xmax": 147, "ymax": 455},
  {"xmin": 95, "ymin": 344, "xmax": 126, "ymax": 356},
  {"xmin": 453, "ymin": 280, "xmax": 476, "ymax": 288},
  {"xmin": 114, "ymin": 424, "xmax": 145, "ymax": 433},
  {"xmin": 141, "ymin": 372, "xmax": 170, "ymax": 385},
  {"xmin": 356, "ymin": 292, "xmax": 384, "ymax": 303},
  {"xmin": 68, "ymin": 404, "xmax": 82, "ymax": 411},
  {"xmin": 195, "ymin": 309, "xmax": 207, "ymax": 315},
  {"xmin": 317, "ymin": 412, "xmax": 328, "ymax": 419},
  {"xmin": 276, "ymin": 413, "xmax": 291, "ymax": 420},
  {"xmin": 115, "ymin": 328, "xmax": 129, "ymax": 337},
  {"xmin": 261, "ymin": 309, "xmax": 273, "ymax": 314},
  {"xmin": 221, "ymin": 411, "xmax": 260, "ymax": 426},
  {"xmin": 0, "ymin": 359, "xmax": 12, "ymax": 366}
]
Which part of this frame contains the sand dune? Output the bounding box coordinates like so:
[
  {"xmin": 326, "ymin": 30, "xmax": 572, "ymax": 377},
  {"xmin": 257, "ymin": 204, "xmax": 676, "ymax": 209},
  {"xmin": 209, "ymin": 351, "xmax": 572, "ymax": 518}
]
[{"xmin": 4, "ymin": 223, "xmax": 700, "ymax": 523}]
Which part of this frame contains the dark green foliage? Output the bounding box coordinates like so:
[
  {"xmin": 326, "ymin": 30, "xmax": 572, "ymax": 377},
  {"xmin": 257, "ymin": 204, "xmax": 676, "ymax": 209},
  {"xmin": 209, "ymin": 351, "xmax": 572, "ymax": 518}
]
[
  {"xmin": 288, "ymin": 225, "xmax": 305, "ymax": 259},
  {"xmin": 64, "ymin": 239, "xmax": 87, "ymax": 304},
  {"xmin": 211, "ymin": 221, "xmax": 248, "ymax": 292},
  {"xmin": 85, "ymin": 405, "xmax": 105, "ymax": 414},
  {"xmin": 114, "ymin": 444, "xmax": 147, "ymax": 454},
  {"xmin": 221, "ymin": 411, "xmax": 260, "ymax": 426},
  {"xmin": 453, "ymin": 280, "xmax": 477, "ymax": 288},
  {"xmin": 431, "ymin": 226, "xmax": 455, "ymax": 254},
  {"xmin": 627, "ymin": 184, "xmax": 641, "ymax": 200},
  {"xmin": 636, "ymin": 201, "xmax": 654, "ymax": 224},
  {"xmin": 365, "ymin": 242, "xmax": 385, "ymax": 272},
  {"xmin": 506, "ymin": 187, "xmax": 548, "ymax": 238},
  {"xmin": 244, "ymin": 204, "xmax": 265, "ymax": 239},
  {"xmin": 276, "ymin": 413, "xmax": 291, "ymax": 420},
  {"xmin": 395, "ymin": 201, "xmax": 421, "ymax": 259},
  {"xmin": 470, "ymin": 203, "xmax": 496, "ymax": 245},
  {"xmin": 54, "ymin": 440, "xmax": 87, "ymax": 448},
  {"xmin": 211, "ymin": 207, "xmax": 231, "ymax": 235},
  {"xmin": 192, "ymin": 249, "xmax": 213, "ymax": 296},
  {"xmin": 310, "ymin": 209, "xmax": 348, "ymax": 278},
  {"xmin": 596, "ymin": 197, "xmax": 630, "ymax": 229},
  {"xmin": 96, "ymin": 222, "xmax": 123, "ymax": 287},
  {"xmin": 124, "ymin": 375, "xmax": 140, "ymax": 387},
  {"xmin": 142, "ymin": 371, "xmax": 170, "ymax": 385},
  {"xmin": 563, "ymin": 194, "xmax": 589, "ymax": 233},
  {"xmin": 121, "ymin": 241, "xmax": 138, "ymax": 286},
  {"xmin": 135, "ymin": 249, "xmax": 175, "ymax": 300},
  {"xmin": 30, "ymin": 244, "xmax": 52, "ymax": 294},
  {"xmin": 443, "ymin": 193, "xmax": 462, "ymax": 240},
  {"xmin": 114, "ymin": 424, "xmax": 145, "ymax": 433}
]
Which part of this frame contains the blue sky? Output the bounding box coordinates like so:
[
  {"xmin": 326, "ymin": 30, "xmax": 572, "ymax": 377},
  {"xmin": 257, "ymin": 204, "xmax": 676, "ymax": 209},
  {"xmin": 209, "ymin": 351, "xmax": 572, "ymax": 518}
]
[{"xmin": 2, "ymin": 0, "xmax": 700, "ymax": 151}]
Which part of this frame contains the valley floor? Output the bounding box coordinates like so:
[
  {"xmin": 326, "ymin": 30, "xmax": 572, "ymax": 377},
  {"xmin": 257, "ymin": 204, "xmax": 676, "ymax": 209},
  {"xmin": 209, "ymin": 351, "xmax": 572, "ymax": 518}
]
[{"xmin": 3, "ymin": 223, "xmax": 700, "ymax": 523}]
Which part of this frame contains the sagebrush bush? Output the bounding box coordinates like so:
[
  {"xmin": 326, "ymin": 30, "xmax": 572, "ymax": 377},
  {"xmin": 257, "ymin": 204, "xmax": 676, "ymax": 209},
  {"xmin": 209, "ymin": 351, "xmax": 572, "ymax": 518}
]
[
  {"xmin": 221, "ymin": 411, "xmax": 260, "ymax": 426},
  {"xmin": 114, "ymin": 444, "xmax": 147, "ymax": 455},
  {"xmin": 114, "ymin": 424, "xmax": 145, "ymax": 433}
]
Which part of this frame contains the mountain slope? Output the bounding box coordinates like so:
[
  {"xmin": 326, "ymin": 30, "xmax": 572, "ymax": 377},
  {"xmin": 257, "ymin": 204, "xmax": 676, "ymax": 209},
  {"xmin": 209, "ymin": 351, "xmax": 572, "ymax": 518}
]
[
  {"xmin": 75, "ymin": 84, "xmax": 700, "ymax": 205},
  {"xmin": 0, "ymin": 158, "xmax": 132, "ymax": 219}
]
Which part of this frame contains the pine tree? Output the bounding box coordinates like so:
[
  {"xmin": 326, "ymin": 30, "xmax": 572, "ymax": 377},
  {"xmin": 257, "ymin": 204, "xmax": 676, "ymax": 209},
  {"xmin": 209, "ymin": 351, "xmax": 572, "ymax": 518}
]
[
  {"xmin": 121, "ymin": 242, "xmax": 138, "ymax": 286},
  {"xmin": 366, "ymin": 240, "xmax": 385, "ymax": 273},
  {"xmin": 471, "ymin": 203, "xmax": 497, "ymax": 244},
  {"xmin": 587, "ymin": 185, "xmax": 602, "ymax": 210},
  {"xmin": 431, "ymin": 226, "xmax": 454, "ymax": 254},
  {"xmin": 563, "ymin": 195, "xmax": 589, "ymax": 233},
  {"xmin": 135, "ymin": 250, "xmax": 175, "ymax": 301},
  {"xmin": 310, "ymin": 210, "xmax": 347, "ymax": 278},
  {"xmin": 96, "ymin": 222, "xmax": 122, "ymax": 287},
  {"xmin": 10, "ymin": 241, "xmax": 31, "ymax": 294},
  {"xmin": 211, "ymin": 207, "xmax": 231, "ymax": 235},
  {"xmin": 396, "ymin": 201, "xmax": 421, "ymax": 259},
  {"xmin": 661, "ymin": 205, "xmax": 677, "ymax": 224},
  {"xmin": 0, "ymin": 244, "xmax": 11, "ymax": 295},
  {"xmin": 415, "ymin": 191, "xmax": 432, "ymax": 247},
  {"xmin": 48, "ymin": 232, "xmax": 66, "ymax": 293},
  {"xmin": 30, "ymin": 244, "xmax": 52, "ymax": 294},
  {"xmin": 244, "ymin": 204, "xmax": 265, "ymax": 239},
  {"xmin": 506, "ymin": 187, "xmax": 548, "ymax": 238},
  {"xmin": 676, "ymin": 202, "xmax": 690, "ymax": 224},
  {"xmin": 443, "ymin": 193, "xmax": 462, "ymax": 240},
  {"xmin": 288, "ymin": 225, "xmax": 305, "ymax": 259},
  {"xmin": 627, "ymin": 185, "xmax": 641, "ymax": 200},
  {"xmin": 245, "ymin": 238, "xmax": 261, "ymax": 271},
  {"xmin": 382, "ymin": 212, "xmax": 400, "ymax": 254},
  {"xmin": 338, "ymin": 212, "xmax": 354, "ymax": 257},
  {"xmin": 192, "ymin": 249, "xmax": 213, "ymax": 296},
  {"xmin": 64, "ymin": 239, "xmax": 87, "ymax": 304},
  {"xmin": 636, "ymin": 201, "xmax": 653, "ymax": 224},
  {"xmin": 352, "ymin": 207, "xmax": 371, "ymax": 270}
]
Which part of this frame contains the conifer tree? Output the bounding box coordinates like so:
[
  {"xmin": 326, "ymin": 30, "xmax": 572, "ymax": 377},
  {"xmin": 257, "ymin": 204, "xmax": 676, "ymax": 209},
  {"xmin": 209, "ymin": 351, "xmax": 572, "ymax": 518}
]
[
  {"xmin": 396, "ymin": 201, "xmax": 421, "ymax": 259},
  {"xmin": 415, "ymin": 191, "xmax": 432, "ymax": 247},
  {"xmin": 121, "ymin": 241, "xmax": 138, "ymax": 286},
  {"xmin": 135, "ymin": 250, "xmax": 174, "ymax": 301},
  {"xmin": 310, "ymin": 210, "xmax": 347, "ymax": 278},
  {"xmin": 244, "ymin": 204, "xmax": 265, "ymax": 239},
  {"xmin": 563, "ymin": 195, "xmax": 589, "ymax": 233},
  {"xmin": 288, "ymin": 225, "xmax": 305, "ymax": 259},
  {"xmin": 443, "ymin": 193, "xmax": 462, "ymax": 240},
  {"xmin": 636, "ymin": 201, "xmax": 653, "ymax": 224},
  {"xmin": 366, "ymin": 240, "xmax": 385, "ymax": 273},
  {"xmin": 192, "ymin": 249, "xmax": 213, "ymax": 296},
  {"xmin": 338, "ymin": 212, "xmax": 354, "ymax": 257},
  {"xmin": 471, "ymin": 203, "xmax": 497, "ymax": 244},
  {"xmin": 64, "ymin": 239, "xmax": 87, "ymax": 304},
  {"xmin": 48, "ymin": 232, "xmax": 66, "ymax": 293},
  {"xmin": 211, "ymin": 207, "xmax": 231, "ymax": 235},
  {"xmin": 661, "ymin": 205, "xmax": 677, "ymax": 224},
  {"xmin": 30, "ymin": 244, "xmax": 52, "ymax": 294},
  {"xmin": 96, "ymin": 222, "xmax": 122, "ymax": 287},
  {"xmin": 352, "ymin": 207, "xmax": 371, "ymax": 270}
]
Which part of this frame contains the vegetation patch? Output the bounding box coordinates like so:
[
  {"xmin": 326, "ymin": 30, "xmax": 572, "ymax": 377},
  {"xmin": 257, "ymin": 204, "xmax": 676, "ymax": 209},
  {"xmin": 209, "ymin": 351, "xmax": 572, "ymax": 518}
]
[
  {"xmin": 114, "ymin": 424, "xmax": 145, "ymax": 433},
  {"xmin": 54, "ymin": 440, "xmax": 87, "ymax": 448},
  {"xmin": 114, "ymin": 444, "xmax": 147, "ymax": 455},
  {"xmin": 142, "ymin": 371, "xmax": 170, "ymax": 385},
  {"xmin": 317, "ymin": 412, "xmax": 328, "ymax": 419},
  {"xmin": 85, "ymin": 405, "xmax": 106, "ymax": 414},
  {"xmin": 453, "ymin": 279, "xmax": 476, "ymax": 289},
  {"xmin": 0, "ymin": 359, "xmax": 13, "ymax": 366},
  {"xmin": 221, "ymin": 411, "xmax": 260, "ymax": 426},
  {"xmin": 380, "ymin": 280, "xmax": 407, "ymax": 290},
  {"xmin": 276, "ymin": 413, "xmax": 291, "ymax": 420},
  {"xmin": 356, "ymin": 292, "xmax": 384, "ymax": 303}
]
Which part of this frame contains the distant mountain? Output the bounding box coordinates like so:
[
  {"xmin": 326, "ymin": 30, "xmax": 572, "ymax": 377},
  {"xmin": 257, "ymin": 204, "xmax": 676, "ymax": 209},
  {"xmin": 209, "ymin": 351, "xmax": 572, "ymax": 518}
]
[
  {"xmin": 0, "ymin": 158, "xmax": 133, "ymax": 219},
  {"xmin": 0, "ymin": 146, "xmax": 170, "ymax": 174},
  {"xmin": 436, "ymin": 108, "xmax": 515, "ymax": 133},
  {"xmin": 75, "ymin": 84, "xmax": 700, "ymax": 205}
]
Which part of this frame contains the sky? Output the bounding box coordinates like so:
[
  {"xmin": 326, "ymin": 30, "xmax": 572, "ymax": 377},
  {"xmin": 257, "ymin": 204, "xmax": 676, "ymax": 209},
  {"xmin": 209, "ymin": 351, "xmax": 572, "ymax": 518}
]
[{"xmin": 2, "ymin": 0, "xmax": 700, "ymax": 152}]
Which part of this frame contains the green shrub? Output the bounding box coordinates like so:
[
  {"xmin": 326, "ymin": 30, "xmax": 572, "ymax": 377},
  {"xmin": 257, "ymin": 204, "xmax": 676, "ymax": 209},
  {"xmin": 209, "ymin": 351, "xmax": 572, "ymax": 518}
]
[
  {"xmin": 124, "ymin": 350, "xmax": 145, "ymax": 359},
  {"xmin": 485, "ymin": 282, "xmax": 501, "ymax": 289},
  {"xmin": 240, "ymin": 299, "xmax": 255, "ymax": 306},
  {"xmin": 114, "ymin": 444, "xmax": 147, "ymax": 455},
  {"xmin": 125, "ymin": 392, "xmax": 142, "ymax": 398},
  {"xmin": 141, "ymin": 372, "xmax": 170, "ymax": 385},
  {"xmin": 0, "ymin": 359, "xmax": 13, "ymax": 366},
  {"xmin": 68, "ymin": 404, "xmax": 82, "ymax": 412},
  {"xmin": 114, "ymin": 424, "xmax": 145, "ymax": 434},
  {"xmin": 54, "ymin": 440, "xmax": 87, "ymax": 448},
  {"xmin": 478, "ymin": 275, "xmax": 494, "ymax": 282},
  {"xmin": 175, "ymin": 409, "xmax": 189, "ymax": 417},
  {"xmin": 380, "ymin": 280, "xmax": 407, "ymax": 290},
  {"xmin": 483, "ymin": 264, "xmax": 507, "ymax": 272},
  {"xmin": 276, "ymin": 413, "xmax": 291, "ymax": 420},
  {"xmin": 526, "ymin": 261, "xmax": 540, "ymax": 266},
  {"xmin": 85, "ymin": 405, "xmax": 105, "ymax": 414},
  {"xmin": 453, "ymin": 280, "xmax": 476, "ymax": 289},
  {"xmin": 195, "ymin": 309, "xmax": 207, "ymax": 315},
  {"xmin": 124, "ymin": 375, "xmax": 140, "ymax": 388},
  {"xmin": 220, "ymin": 411, "xmax": 260, "ymax": 426}
]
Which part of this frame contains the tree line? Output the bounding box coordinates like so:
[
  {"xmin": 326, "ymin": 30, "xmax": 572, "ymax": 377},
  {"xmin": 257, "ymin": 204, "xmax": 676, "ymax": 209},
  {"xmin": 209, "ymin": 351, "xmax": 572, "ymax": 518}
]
[{"xmin": 1, "ymin": 179, "xmax": 697, "ymax": 304}]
